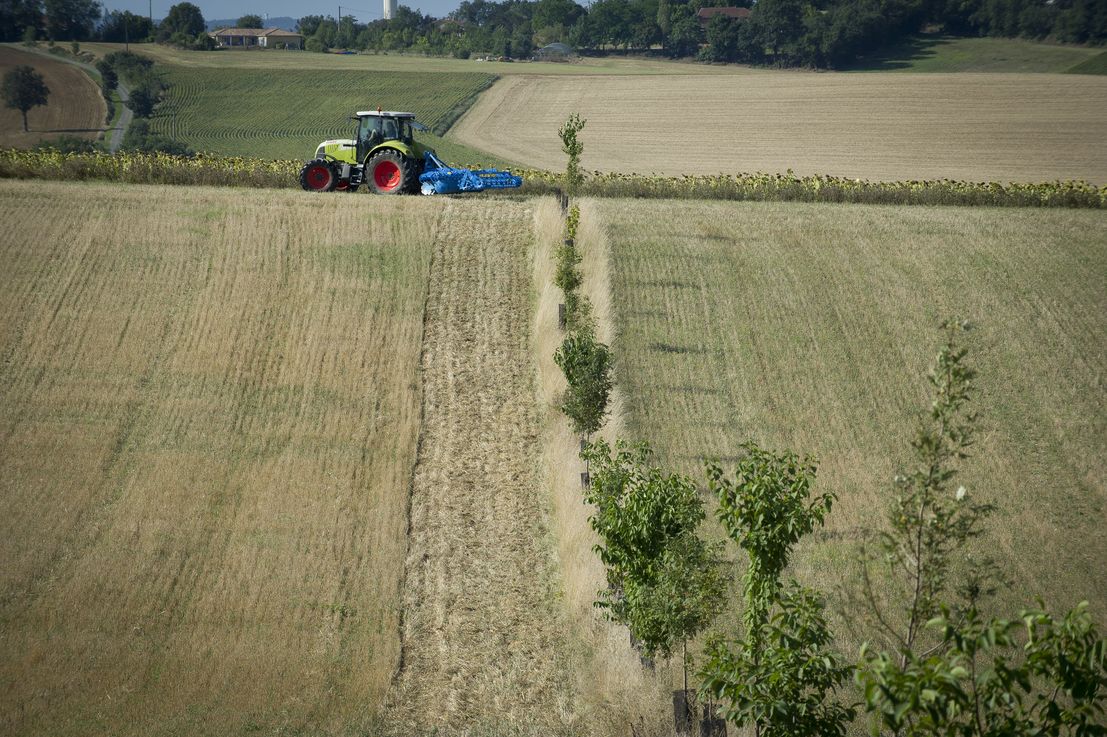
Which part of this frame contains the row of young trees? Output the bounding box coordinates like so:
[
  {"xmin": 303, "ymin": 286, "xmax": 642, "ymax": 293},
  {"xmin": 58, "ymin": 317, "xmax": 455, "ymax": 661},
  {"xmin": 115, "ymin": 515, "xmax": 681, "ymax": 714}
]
[{"xmin": 547, "ymin": 117, "xmax": 1106, "ymax": 734}]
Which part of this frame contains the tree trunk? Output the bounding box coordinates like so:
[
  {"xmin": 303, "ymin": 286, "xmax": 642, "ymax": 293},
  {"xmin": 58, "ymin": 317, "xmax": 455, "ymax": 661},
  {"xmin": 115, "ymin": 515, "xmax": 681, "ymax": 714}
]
[{"xmin": 21, "ymin": 109, "xmax": 28, "ymax": 132}]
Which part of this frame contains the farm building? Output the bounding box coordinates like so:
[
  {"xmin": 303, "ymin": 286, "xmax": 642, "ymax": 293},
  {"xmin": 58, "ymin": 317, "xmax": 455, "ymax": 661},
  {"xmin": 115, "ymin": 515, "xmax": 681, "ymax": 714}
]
[
  {"xmin": 696, "ymin": 6, "xmax": 752, "ymax": 27},
  {"xmin": 210, "ymin": 28, "xmax": 304, "ymax": 49}
]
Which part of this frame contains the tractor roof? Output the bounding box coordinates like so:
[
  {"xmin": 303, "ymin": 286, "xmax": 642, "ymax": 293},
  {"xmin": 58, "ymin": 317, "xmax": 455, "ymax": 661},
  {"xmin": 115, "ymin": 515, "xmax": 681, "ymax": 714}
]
[{"xmin": 356, "ymin": 111, "xmax": 416, "ymax": 118}]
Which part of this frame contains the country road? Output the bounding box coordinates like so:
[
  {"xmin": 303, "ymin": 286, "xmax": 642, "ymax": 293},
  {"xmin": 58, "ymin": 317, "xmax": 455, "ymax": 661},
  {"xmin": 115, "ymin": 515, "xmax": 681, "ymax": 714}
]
[{"xmin": 16, "ymin": 45, "xmax": 132, "ymax": 153}]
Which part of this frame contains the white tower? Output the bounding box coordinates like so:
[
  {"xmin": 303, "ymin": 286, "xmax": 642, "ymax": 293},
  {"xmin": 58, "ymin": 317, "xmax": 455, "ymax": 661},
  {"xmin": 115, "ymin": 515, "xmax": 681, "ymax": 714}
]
[{"xmin": 384, "ymin": 0, "xmax": 396, "ymax": 19}]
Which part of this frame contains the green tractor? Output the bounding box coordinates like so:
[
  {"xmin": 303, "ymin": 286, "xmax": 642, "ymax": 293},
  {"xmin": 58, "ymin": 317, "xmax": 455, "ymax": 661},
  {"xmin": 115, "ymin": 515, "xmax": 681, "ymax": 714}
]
[
  {"xmin": 299, "ymin": 109, "xmax": 523, "ymax": 196},
  {"xmin": 300, "ymin": 110, "xmax": 429, "ymax": 194}
]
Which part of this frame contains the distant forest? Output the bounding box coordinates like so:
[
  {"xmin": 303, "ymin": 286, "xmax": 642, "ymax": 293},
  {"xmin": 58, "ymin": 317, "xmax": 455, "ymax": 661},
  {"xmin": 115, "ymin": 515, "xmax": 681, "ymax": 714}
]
[
  {"xmin": 301, "ymin": 0, "xmax": 1106, "ymax": 67},
  {"xmin": 1, "ymin": 0, "xmax": 1104, "ymax": 69}
]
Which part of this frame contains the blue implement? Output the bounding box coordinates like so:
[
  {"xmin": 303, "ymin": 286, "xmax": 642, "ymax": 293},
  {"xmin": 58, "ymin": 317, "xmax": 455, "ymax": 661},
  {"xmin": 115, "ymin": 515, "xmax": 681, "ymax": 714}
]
[{"xmin": 418, "ymin": 150, "xmax": 523, "ymax": 195}]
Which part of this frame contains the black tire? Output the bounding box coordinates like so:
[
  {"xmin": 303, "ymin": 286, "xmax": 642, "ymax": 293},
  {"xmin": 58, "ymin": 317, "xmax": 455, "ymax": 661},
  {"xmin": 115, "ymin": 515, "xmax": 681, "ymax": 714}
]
[
  {"xmin": 300, "ymin": 159, "xmax": 337, "ymax": 192},
  {"xmin": 366, "ymin": 149, "xmax": 417, "ymax": 195}
]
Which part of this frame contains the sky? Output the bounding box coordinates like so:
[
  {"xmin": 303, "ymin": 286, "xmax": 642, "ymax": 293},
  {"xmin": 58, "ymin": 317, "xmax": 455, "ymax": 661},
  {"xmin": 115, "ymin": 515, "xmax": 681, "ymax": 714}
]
[{"xmin": 100, "ymin": 0, "xmax": 462, "ymax": 24}]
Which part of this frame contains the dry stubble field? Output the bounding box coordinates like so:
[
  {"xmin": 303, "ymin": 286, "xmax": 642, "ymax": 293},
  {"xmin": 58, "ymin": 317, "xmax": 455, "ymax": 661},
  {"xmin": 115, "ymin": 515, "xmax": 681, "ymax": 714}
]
[
  {"xmin": 0, "ymin": 180, "xmax": 434, "ymax": 736},
  {"xmin": 0, "ymin": 180, "xmax": 610, "ymax": 737},
  {"xmin": 0, "ymin": 46, "xmax": 105, "ymax": 148},
  {"xmin": 453, "ymin": 73, "xmax": 1107, "ymax": 182},
  {"xmin": 592, "ymin": 198, "xmax": 1107, "ymax": 644}
]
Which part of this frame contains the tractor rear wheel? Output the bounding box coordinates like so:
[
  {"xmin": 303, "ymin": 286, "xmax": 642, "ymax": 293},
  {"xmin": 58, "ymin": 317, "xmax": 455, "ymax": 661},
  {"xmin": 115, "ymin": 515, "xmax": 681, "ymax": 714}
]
[
  {"xmin": 300, "ymin": 159, "xmax": 337, "ymax": 192},
  {"xmin": 367, "ymin": 150, "xmax": 417, "ymax": 195}
]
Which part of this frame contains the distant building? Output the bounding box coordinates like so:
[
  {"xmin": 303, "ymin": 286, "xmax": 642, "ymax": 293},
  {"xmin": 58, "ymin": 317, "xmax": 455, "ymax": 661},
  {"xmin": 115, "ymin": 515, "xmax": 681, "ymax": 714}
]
[
  {"xmin": 384, "ymin": 0, "xmax": 397, "ymax": 20},
  {"xmin": 210, "ymin": 28, "xmax": 304, "ymax": 49},
  {"xmin": 696, "ymin": 7, "xmax": 752, "ymax": 27}
]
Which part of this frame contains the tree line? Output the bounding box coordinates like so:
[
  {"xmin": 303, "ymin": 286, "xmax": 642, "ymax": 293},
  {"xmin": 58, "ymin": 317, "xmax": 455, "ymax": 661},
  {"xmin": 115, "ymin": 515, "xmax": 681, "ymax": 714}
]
[{"xmin": 3, "ymin": 0, "xmax": 1103, "ymax": 68}]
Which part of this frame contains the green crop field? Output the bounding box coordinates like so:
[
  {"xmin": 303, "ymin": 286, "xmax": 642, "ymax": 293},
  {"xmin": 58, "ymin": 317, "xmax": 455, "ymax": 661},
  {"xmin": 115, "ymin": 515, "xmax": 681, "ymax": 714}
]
[
  {"xmin": 1067, "ymin": 50, "xmax": 1107, "ymax": 75},
  {"xmin": 847, "ymin": 34, "xmax": 1104, "ymax": 73},
  {"xmin": 593, "ymin": 198, "xmax": 1107, "ymax": 640},
  {"xmin": 148, "ymin": 66, "xmax": 505, "ymax": 165}
]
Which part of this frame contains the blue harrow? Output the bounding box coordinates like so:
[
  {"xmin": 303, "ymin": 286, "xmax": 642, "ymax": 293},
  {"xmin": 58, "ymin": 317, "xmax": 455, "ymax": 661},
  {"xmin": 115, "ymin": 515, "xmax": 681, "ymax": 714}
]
[{"xmin": 418, "ymin": 150, "xmax": 524, "ymax": 196}]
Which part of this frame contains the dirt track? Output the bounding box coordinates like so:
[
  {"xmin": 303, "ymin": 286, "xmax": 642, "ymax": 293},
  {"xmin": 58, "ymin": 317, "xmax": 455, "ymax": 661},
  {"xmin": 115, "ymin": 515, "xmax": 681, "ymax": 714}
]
[{"xmin": 387, "ymin": 201, "xmax": 578, "ymax": 735}]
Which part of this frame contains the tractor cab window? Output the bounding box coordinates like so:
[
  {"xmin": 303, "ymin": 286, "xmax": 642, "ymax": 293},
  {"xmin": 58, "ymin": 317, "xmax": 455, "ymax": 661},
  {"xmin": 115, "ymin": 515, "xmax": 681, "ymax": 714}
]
[
  {"xmin": 399, "ymin": 120, "xmax": 413, "ymax": 143},
  {"xmin": 359, "ymin": 116, "xmax": 382, "ymax": 145},
  {"xmin": 381, "ymin": 117, "xmax": 399, "ymax": 141}
]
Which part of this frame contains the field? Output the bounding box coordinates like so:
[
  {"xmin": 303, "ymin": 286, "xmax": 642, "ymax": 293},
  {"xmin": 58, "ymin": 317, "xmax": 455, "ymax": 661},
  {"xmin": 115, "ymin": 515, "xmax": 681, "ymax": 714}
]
[
  {"xmin": 149, "ymin": 65, "xmax": 500, "ymax": 163},
  {"xmin": 0, "ymin": 180, "xmax": 436, "ymax": 736},
  {"xmin": 594, "ymin": 198, "xmax": 1107, "ymax": 633},
  {"xmin": 454, "ymin": 72, "xmax": 1107, "ymax": 182},
  {"xmin": 847, "ymin": 34, "xmax": 1104, "ymax": 73},
  {"xmin": 0, "ymin": 46, "xmax": 105, "ymax": 148}
]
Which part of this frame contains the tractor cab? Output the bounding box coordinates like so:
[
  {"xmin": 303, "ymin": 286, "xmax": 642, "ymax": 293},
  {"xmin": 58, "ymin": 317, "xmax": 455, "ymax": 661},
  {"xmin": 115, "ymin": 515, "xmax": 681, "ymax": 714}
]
[{"xmin": 356, "ymin": 111, "xmax": 423, "ymax": 160}]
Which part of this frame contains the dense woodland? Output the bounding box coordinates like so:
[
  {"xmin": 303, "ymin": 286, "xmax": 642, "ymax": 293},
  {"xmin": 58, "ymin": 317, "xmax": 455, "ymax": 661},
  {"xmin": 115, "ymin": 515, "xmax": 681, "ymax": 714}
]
[{"xmin": 1, "ymin": 0, "xmax": 1104, "ymax": 68}]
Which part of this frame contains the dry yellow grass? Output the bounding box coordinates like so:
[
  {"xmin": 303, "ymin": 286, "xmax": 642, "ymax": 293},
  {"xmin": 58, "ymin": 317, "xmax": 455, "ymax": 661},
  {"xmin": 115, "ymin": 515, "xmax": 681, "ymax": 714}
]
[
  {"xmin": 594, "ymin": 198, "xmax": 1107, "ymax": 642},
  {"xmin": 531, "ymin": 198, "xmax": 673, "ymax": 737},
  {"xmin": 0, "ymin": 46, "xmax": 105, "ymax": 147},
  {"xmin": 0, "ymin": 180, "xmax": 436, "ymax": 736},
  {"xmin": 453, "ymin": 73, "xmax": 1107, "ymax": 183},
  {"xmin": 383, "ymin": 198, "xmax": 588, "ymax": 736}
]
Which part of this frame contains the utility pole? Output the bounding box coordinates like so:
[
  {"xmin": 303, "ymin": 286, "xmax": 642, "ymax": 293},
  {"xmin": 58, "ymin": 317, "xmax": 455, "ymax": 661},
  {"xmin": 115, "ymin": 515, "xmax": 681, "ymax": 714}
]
[{"xmin": 149, "ymin": 0, "xmax": 152, "ymax": 27}]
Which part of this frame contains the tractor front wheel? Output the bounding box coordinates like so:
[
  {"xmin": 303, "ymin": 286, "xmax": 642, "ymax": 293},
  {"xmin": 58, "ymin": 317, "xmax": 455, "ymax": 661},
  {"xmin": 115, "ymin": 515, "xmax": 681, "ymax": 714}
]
[
  {"xmin": 367, "ymin": 150, "xmax": 417, "ymax": 195},
  {"xmin": 300, "ymin": 159, "xmax": 337, "ymax": 192}
]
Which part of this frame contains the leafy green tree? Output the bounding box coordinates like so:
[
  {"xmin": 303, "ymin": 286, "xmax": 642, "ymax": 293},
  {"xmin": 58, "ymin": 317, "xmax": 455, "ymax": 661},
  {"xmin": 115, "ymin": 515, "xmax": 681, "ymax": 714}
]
[
  {"xmin": 2, "ymin": 0, "xmax": 41, "ymax": 43},
  {"xmin": 44, "ymin": 0, "xmax": 100, "ymax": 41},
  {"xmin": 558, "ymin": 112, "xmax": 586, "ymax": 196},
  {"xmin": 699, "ymin": 444, "xmax": 854, "ymax": 737},
  {"xmin": 582, "ymin": 438, "xmax": 724, "ymax": 666},
  {"xmin": 859, "ymin": 602, "xmax": 1107, "ymax": 736},
  {"xmin": 2, "ymin": 65, "xmax": 50, "ymax": 132},
  {"xmin": 98, "ymin": 11, "xmax": 154, "ymax": 43},
  {"xmin": 22, "ymin": 25, "xmax": 38, "ymax": 45},
  {"xmin": 666, "ymin": 5, "xmax": 703, "ymax": 58},
  {"xmin": 237, "ymin": 14, "xmax": 263, "ymax": 28},
  {"xmin": 125, "ymin": 75, "xmax": 164, "ymax": 117},
  {"xmin": 159, "ymin": 2, "xmax": 205, "ymax": 40},
  {"xmin": 856, "ymin": 319, "xmax": 997, "ymax": 668},
  {"xmin": 554, "ymin": 328, "xmax": 612, "ymax": 436},
  {"xmin": 94, "ymin": 58, "xmax": 116, "ymax": 101},
  {"xmin": 656, "ymin": 0, "xmax": 671, "ymax": 42}
]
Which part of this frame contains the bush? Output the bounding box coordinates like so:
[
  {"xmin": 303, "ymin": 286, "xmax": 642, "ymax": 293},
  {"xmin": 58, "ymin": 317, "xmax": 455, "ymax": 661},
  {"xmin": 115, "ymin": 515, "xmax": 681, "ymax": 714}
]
[
  {"xmin": 554, "ymin": 327, "xmax": 612, "ymax": 436},
  {"xmin": 34, "ymin": 135, "xmax": 99, "ymax": 154},
  {"xmin": 121, "ymin": 120, "xmax": 194, "ymax": 156}
]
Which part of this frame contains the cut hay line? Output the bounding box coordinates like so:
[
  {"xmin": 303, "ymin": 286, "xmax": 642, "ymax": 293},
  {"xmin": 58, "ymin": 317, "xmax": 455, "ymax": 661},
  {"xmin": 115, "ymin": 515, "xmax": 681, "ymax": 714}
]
[
  {"xmin": 453, "ymin": 73, "xmax": 1107, "ymax": 183},
  {"xmin": 384, "ymin": 199, "xmax": 582, "ymax": 735},
  {"xmin": 0, "ymin": 46, "xmax": 105, "ymax": 148}
]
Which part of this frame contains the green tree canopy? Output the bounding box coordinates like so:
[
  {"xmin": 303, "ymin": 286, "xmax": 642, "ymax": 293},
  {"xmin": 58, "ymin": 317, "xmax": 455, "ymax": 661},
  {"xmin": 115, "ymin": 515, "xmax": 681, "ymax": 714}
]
[
  {"xmin": 44, "ymin": 0, "xmax": 100, "ymax": 40},
  {"xmin": 159, "ymin": 2, "xmax": 205, "ymax": 39},
  {"xmin": 237, "ymin": 14, "xmax": 263, "ymax": 28},
  {"xmin": 2, "ymin": 65, "xmax": 50, "ymax": 132}
]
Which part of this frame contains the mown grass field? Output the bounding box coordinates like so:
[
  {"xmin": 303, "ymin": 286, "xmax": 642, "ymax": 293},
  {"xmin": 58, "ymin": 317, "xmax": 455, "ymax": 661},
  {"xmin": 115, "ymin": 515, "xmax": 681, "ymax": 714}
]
[
  {"xmin": 455, "ymin": 72, "xmax": 1107, "ymax": 182},
  {"xmin": 0, "ymin": 180, "xmax": 438, "ymax": 736},
  {"xmin": 847, "ymin": 34, "xmax": 1104, "ymax": 73},
  {"xmin": 0, "ymin": 46, "xmax": 105, "ymax": 147},
  {"xmin": 148, "ymin": 65, "xmax": 501, "ymax": 164},
  {"xmin": 594, "ymin": 199, "xmax": 1107, "ymax": 639}
]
